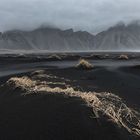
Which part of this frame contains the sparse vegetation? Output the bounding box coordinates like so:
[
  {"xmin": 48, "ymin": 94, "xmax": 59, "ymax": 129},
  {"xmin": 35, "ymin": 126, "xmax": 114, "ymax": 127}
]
[
  {"xmin": 76, "ymin": 59, "xmax": 94, "ymax": 70},
  {"xmin": 7, "ymin": 76, "xmax": 37, "ymax": 91},
  {"xmin": 48, "ymin": 54, "xmax": 62, "ymax": 60},
  {"xmin": 118, "ymin": 54, "xmax": 129, "ymax": 60},
  {"xmin": 6, "ymin": 75, "xmax": 140, "ymax": 137}
]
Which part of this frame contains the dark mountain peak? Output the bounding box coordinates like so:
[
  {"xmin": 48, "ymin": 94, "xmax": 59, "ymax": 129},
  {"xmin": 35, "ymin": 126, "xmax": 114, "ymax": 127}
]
[
  {"xmin": 94, "ymin": 20, "xmax": 140, "ymax": 50},
  {"xmin": 75, "ymin": 31, "xmax": 94, "ymax": 36},
  {"xmin": 108, "ymin": 22, "xmax": 126, "ymax": 31},
  {"xmin": 1, "ymin": 20, "xmax": 140, "ymax": 51},
  {"xmin": 63, "ymin": 29, "xmax": 73, "ymax": 33},
  {"xmin": 62, "ymin": 29, "xmax": 74, "ymax": 36}
]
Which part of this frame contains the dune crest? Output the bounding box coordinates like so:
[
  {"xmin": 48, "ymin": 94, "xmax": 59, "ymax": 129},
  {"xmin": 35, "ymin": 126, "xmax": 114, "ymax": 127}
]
[{"xmin": 6, "ymin": 75, "xmax": 140, "ymax": 137}]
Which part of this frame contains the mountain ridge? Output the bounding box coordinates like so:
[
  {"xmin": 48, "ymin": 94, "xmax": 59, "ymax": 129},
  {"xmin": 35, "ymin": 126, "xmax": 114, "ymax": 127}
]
[{"xmin": 1, "ymin": 21, "xmax": 140, "ymax": 51}]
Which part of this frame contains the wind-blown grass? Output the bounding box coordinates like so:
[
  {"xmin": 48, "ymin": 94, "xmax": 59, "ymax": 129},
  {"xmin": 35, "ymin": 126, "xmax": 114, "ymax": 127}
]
[
  {"xmin": 48, "ymin": 54, "xmax": 62, "ymax": 60},
  {"xmin": 6, "ymin": 76, "xmax": 140, "ymax": 137},
  {"xmin": 118, "ymin": 55, "xmax": 129, "ymax": 60},
  {"xmin": 76, "ymin": 59, "xmax": 94, "ymax": 70}
]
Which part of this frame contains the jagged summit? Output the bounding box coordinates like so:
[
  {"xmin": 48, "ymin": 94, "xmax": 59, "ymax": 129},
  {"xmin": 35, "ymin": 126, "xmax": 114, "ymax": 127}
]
[
  {"xmin": 1, "ymin": 21, "xmax": 140, "ymax": 51},
  {"xmin": 94, "ymin": 21, "xmax": 140, "ymax": 50},
  {"xmin": 0, "ymin": 27, "xmax": 94, "ymax": 51}
]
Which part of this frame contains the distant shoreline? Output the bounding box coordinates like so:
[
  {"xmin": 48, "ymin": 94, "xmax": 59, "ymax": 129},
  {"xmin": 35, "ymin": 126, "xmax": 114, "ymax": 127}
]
[{"xmin": 1, "ymin": 49, "xmax": 140, "ymax": 55}]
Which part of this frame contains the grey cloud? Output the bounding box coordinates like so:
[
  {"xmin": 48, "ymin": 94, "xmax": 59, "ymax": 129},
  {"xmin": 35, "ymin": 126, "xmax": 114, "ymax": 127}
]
[{"xmin": 0, "ymin": 0, "xmax": 140, "ymax": 33}]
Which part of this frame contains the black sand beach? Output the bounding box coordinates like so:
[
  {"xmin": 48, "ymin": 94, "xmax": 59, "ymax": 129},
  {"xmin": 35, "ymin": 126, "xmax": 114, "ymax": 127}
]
[{"xmin": 0, "ymin": 53, "xmax": 140, "ymax": 140}]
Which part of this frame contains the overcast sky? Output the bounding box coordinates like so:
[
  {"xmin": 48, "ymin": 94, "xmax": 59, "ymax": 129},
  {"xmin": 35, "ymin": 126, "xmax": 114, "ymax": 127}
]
[{"xmin": 0, "ymin": 0, "xmax": 140, "ymax": 33}]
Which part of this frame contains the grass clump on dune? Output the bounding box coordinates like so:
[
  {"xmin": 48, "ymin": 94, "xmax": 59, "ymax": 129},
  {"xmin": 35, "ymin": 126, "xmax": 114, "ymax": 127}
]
[
  {"xmin": 118, "ymin": 54, "xmax": 129, "ymax": 60},
  {"xmin": 6, "ymin": 75, "xmax": 140, "ymax": 137},
  {"xmin": 48, "ymin": 54, "xmax": 62, "ymax": 60},
  {"xmin": 7, "ymin": 76, "xmax": 37, "ymax": 91},
  {"xmin": 76, "ymin": 59, "xmax": 94, "ymax": 70}
]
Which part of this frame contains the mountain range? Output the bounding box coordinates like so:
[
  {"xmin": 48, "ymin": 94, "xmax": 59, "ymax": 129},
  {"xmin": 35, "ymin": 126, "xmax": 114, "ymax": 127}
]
[{"xmin": 0, "ymin": 22, "xmax": 140, "ymax": 51}]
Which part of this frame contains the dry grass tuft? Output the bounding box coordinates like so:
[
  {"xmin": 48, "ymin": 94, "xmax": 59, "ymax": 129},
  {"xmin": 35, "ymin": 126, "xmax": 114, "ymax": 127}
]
[
  {"xmin": 48, "ymin": 54, "xmax": 62, "ymax": 60},
  {"xmin": 5, "ymin": 76, "xmax": 140, "ymax": 137},
  {"xmin": 7, "ymin": 76, "xmax": 37, "ymax": 91},
  {"xmin": 76, "ymin": 59, "xmax": 94, "ymax": 70},
  {"xmin": 118, "ymin": 55, "xmax": 129, "ymax": 60}
]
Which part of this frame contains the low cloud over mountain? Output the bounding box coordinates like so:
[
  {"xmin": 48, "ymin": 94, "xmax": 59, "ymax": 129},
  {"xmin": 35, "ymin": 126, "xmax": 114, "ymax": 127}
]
[
  {"xmin": 1, "ymin": 21, "xmax": 140, "ymax": 51},
  {"xmin": 1, "ymin": 0, "xmax": 140, "ymax": 33}
]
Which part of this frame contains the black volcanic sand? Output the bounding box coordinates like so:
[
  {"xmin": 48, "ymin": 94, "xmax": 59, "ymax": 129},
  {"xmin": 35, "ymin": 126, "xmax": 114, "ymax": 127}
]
[
  {"xmin": 47, "ymin": 67, "xmax": 140, "ymax": 109},
  {"xmin": 0, "ymin": 63, "xmax": 140, "ymax": 139},
  {"xmin": 0, "ymin": 88, "xmax": 132, "ymax": 140}
]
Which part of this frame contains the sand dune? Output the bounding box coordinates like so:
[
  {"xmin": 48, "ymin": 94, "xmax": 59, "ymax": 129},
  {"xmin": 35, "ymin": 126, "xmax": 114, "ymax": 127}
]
[{"xmin": 0, "ymin": 68, "xmax": 139, "ymax": 140}]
